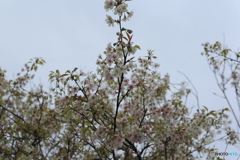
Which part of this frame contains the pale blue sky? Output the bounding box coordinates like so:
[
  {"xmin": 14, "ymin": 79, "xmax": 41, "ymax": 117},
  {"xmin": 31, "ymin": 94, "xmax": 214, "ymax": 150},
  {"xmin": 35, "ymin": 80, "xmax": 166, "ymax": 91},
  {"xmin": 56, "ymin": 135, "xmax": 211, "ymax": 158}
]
[{"xmin": 1, "ymin": 0, "xmax": 240, "ymax": 156}]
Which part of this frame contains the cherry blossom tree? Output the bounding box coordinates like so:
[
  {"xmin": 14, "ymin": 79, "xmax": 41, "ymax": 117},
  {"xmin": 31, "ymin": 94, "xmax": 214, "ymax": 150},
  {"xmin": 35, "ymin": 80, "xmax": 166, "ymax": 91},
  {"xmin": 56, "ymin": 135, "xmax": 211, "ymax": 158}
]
[
  {"xmin": 0, "ymin": 58, "xmax": 63, "ymax": 159},
  {"xmin": 202, "ymin": 41, "xmax": 240, "ymax": 130},
  {"xmin": 0, "ymin": 0, "xmax": 239, "ymax": 160}
]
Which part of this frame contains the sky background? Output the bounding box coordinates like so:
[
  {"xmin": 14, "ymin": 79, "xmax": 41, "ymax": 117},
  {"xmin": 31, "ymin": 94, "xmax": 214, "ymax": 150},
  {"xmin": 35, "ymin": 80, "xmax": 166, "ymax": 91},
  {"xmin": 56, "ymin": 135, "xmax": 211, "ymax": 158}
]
[{"xmin": 1, "ymin": 0, "xmax": 240, "ymax": 157}]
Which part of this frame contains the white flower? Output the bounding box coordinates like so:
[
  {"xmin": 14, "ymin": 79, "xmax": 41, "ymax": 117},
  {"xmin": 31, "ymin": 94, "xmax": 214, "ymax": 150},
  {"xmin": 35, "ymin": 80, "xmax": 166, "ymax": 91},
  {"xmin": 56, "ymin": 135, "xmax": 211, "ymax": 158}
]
[
  {"xmin": 122, "ymin": 11, "xmax": 134, "ymax": 22},
  {"xmin": 105, "ymin": 42, "xmax": 112, "ymax": 53},
  {"xmin": 105, "ymin": 15, "xmax": 115, "ymax": 27},
  {"xmin": 104, "ymin": 0, "xmax": 114, "ymax": 12},
  {"xmin": 106, "ymin": 57, "xmax": 113, "ymax": 66},
  {"xmin": 129, "ymin": 46, "xmax": 137, "ymax": 54},
  {"xmin": 128, "ymin": 11, "xmax": 134, "ymax": 18},
  {"xmin": 114, "ymin": 3, "xmax": 128, "ymax": 16},
  {"xmin": 112, "ymin": 66, "xmax": 122, "ymax": 77}
]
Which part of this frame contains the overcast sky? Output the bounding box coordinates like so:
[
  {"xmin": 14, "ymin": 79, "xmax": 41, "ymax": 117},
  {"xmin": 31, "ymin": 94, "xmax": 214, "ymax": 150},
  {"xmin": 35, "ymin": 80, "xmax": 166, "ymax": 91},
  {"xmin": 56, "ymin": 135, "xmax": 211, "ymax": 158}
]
[{"xmin": 1, "ymin": 0, "xmax": 240, "ymax": 157}]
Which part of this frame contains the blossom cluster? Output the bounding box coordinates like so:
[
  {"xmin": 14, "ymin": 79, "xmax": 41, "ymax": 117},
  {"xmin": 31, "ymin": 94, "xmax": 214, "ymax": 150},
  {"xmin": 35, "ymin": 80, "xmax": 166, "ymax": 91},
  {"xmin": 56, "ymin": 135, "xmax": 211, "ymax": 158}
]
[
  {"xmin": 104, "ymin": 0, "xmax": 133, "ymax": 27},
  {"xmin": 1, "ymin": 0, "xmax": 239, "ymax": 159}
]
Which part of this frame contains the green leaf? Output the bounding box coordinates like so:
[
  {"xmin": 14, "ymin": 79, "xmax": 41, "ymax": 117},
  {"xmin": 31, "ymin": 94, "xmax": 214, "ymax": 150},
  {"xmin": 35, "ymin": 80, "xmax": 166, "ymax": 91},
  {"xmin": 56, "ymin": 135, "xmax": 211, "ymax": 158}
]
[
  {"xmin": 81, "ymin": 127, "xmax": 88, "ymax": 134},
  {"xmin": 49, "ymin": 76, "xmax": 54, "ymax": 81},
  {"xmin": 101, "ymin": 96, "xmax": 109, "ymax": 99},
  {"xmin": 63, "ymin": 106, "xmax": 72, "ymax": 113},
  {"xmin": 65, "ymin": 110, "xmax": 72, "ymax": 119},
  {"xmin": 86, "ymin": 129, "xmax": 92, "ymax": 136},
  {"xmin": 65, "ymin": 70, "xmax": 70, "ymax": 73},
  {"xmin": 127, "ymin": 117, "xmax": 135, "ymax": 122},
  {"xmin": 107, "ymin": 80, "xmax": 113, "ymax": 85},
  {"xmin": 72, "ymin": 67, "xmax": 78, "ymax": 73},
  {"xmin": 221, "ymin": 49, "xmax": 231, "ymax": 56},
  {"xmin": 33, "ymin": 65, "xmax": 38, "ymax": 71},
  {"xmin": 178, "ymin": 125, "xmax": 188, "ymax": 130},
  {"xmin": 73, "ymin": 75, "xmax": 80, "ymax": 81},
  {"xmin": 203, "ymin": 106, "xmax": 208, "ymax": 111},
  {"xmin": 121, "ymin": 27, "xmax": 126, "ymax": 31},
  {"xmin": 223, "ymin": 108, "xmax": 230, "ymax": 112},
  {"xmin": 134, "ymin": 45, "xmax": 141, "ymax": 50},
  {"xmin": 209, "ymin": 112, "xmax": 217, "ymax": 117},
  {"xmin": 99, "ymin": 109, "xmax": 106, "ymax": 114},
  {"xmin": 38, "ymin": 60, "xmax": 45, "ymax": 65}
]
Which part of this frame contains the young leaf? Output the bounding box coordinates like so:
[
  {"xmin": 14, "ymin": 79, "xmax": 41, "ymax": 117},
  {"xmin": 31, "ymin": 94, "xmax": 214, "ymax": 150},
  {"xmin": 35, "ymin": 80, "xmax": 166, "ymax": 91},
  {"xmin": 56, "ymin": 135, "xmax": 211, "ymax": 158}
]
[
  {"xmin": 60, "ymin": 74, "xmax": 69, "ymax": 77},
  {"xmin": 203, "ymin": 106, "xmax": 208, "ymax": 111},
  {"xmin": 72, "ymin": 67, "xmax": 78, "ymax": 73},
  {"xmin": 134, "ymin": 45, "xmax": 141, "ymax": 50}
]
